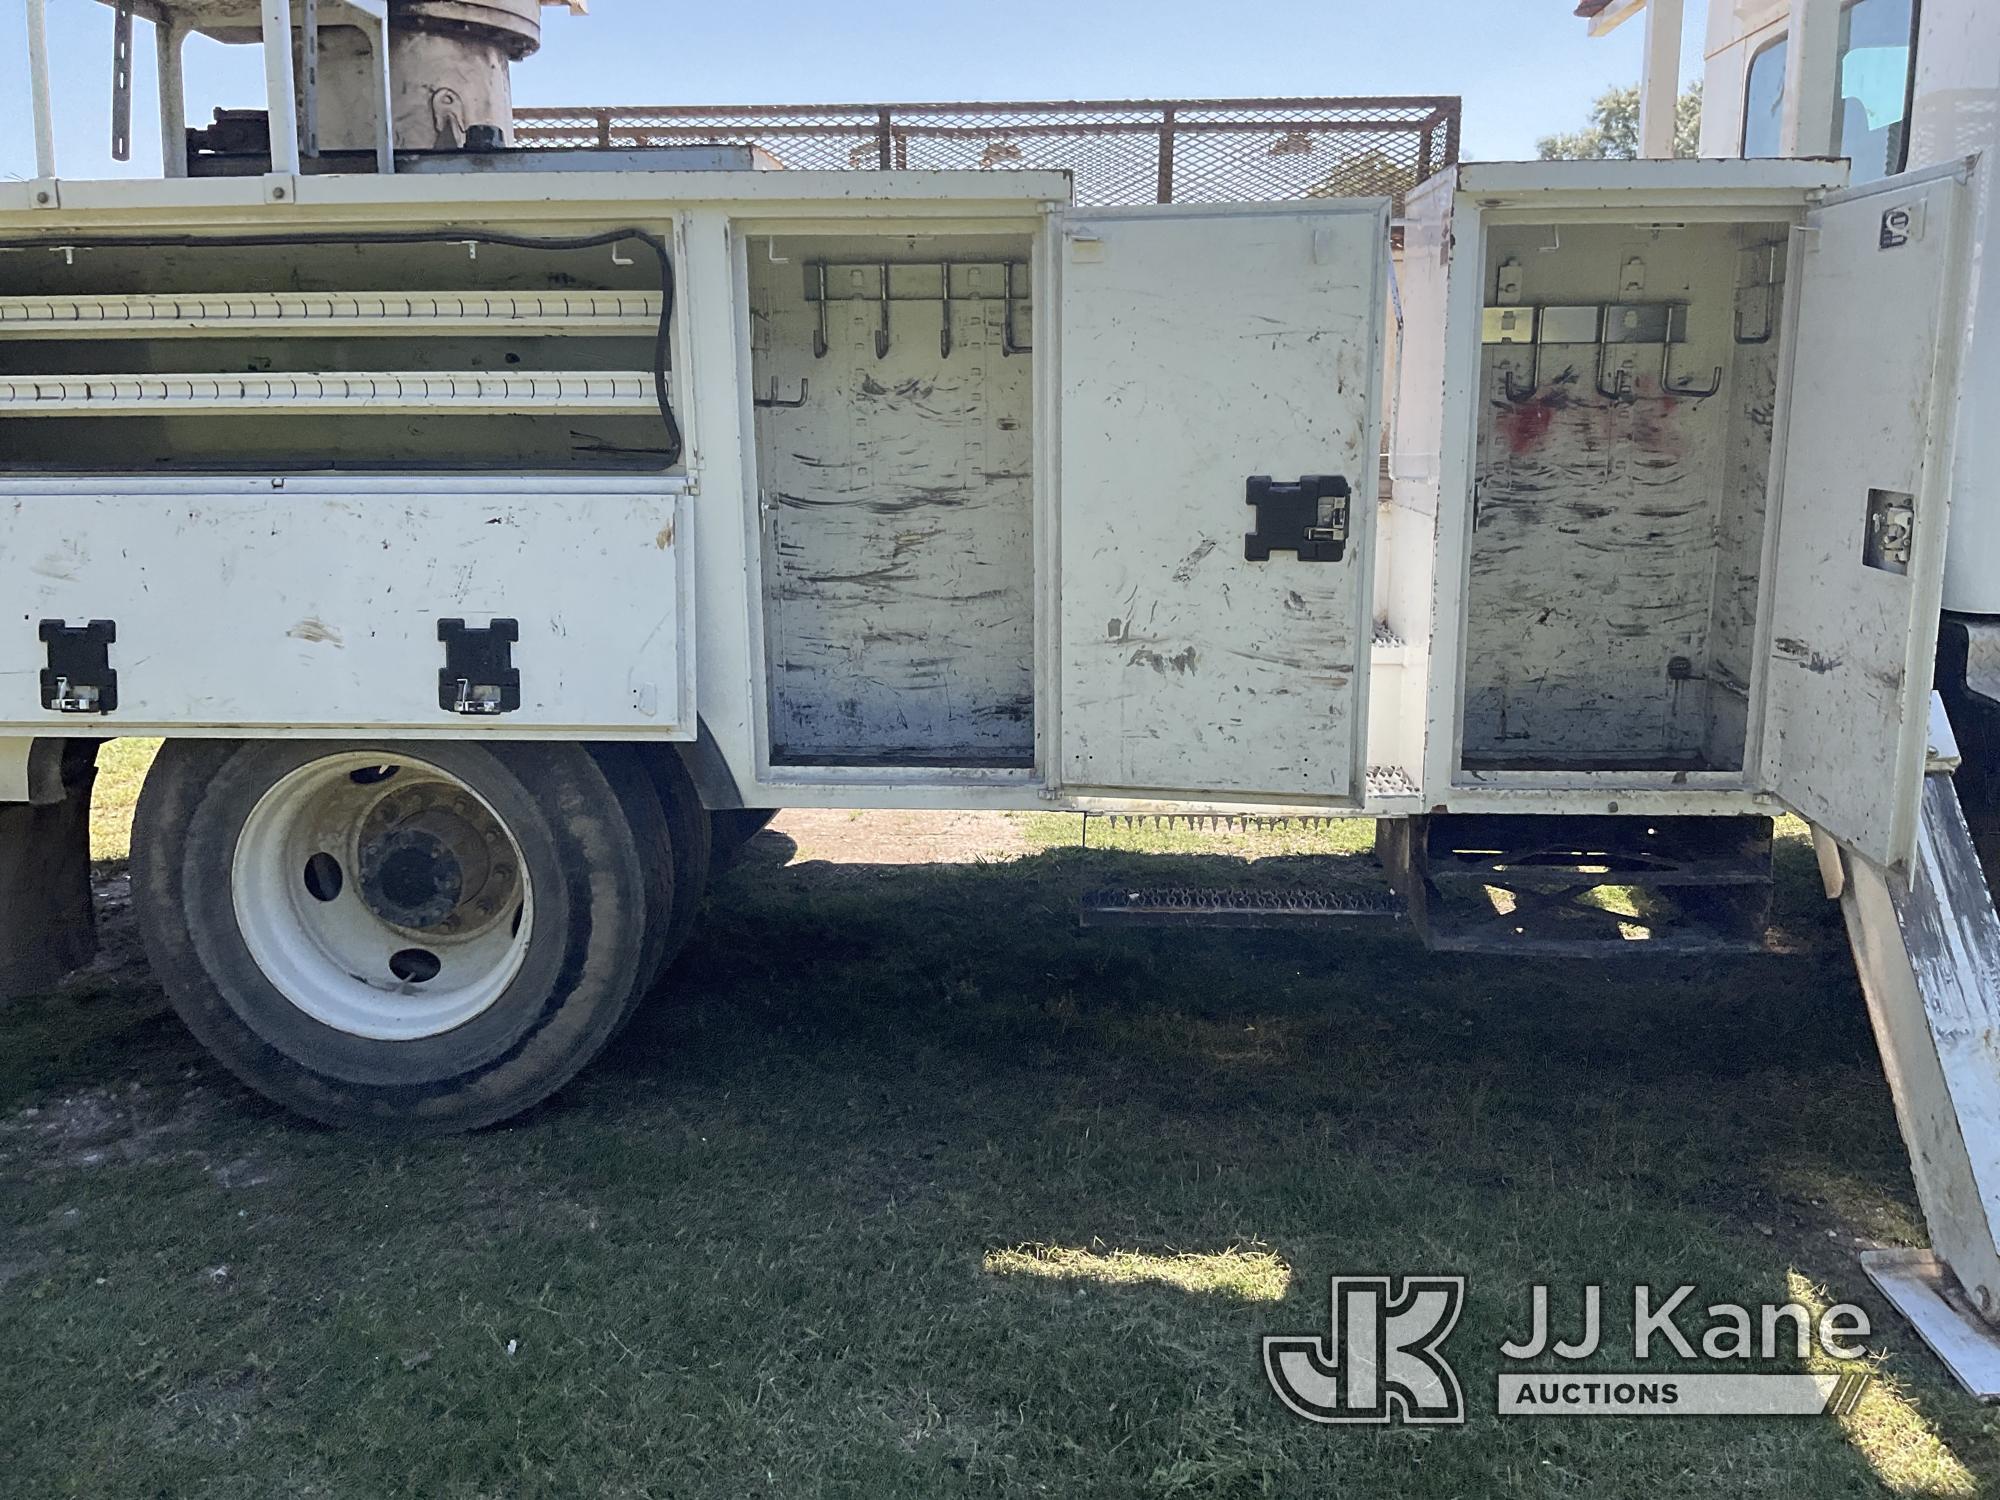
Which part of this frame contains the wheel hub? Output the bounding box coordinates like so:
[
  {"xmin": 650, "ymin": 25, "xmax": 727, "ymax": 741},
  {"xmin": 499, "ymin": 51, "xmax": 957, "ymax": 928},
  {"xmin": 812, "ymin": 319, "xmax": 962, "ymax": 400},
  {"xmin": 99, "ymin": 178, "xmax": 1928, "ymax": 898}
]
[
  {"xmin": 360, "ymin": 827, "xmax": 466, "ymax": 928},
  {"xmin": 356, "ymin": 793, "xmax": 513, "ymax": 935}
]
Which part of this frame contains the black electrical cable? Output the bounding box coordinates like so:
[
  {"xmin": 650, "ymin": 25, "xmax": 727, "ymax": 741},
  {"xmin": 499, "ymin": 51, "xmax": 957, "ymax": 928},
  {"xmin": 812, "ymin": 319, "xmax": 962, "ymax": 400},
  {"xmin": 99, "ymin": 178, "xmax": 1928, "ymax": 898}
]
[{"xmin": 0, "ymin": 224, "xmax": 683, "ymax": 468}]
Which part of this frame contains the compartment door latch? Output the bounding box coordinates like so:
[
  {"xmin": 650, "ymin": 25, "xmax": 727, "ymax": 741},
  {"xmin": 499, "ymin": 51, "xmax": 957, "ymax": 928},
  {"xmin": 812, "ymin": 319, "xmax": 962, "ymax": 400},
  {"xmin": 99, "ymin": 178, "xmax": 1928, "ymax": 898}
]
[
  {"xmin": 438, "ymin": 618, "xmax": 521, "ymax": 716},
  {"xmin": 39, "ymin": 619, "xmax": 118, "ymax": 714},
  {"xmin": 1244, "ymin": 475, "xmax": 1351, "ymax": 563},
  {"xmin": 1863, "ymin": 488, "xmax": 1917, "ymax": 574}
]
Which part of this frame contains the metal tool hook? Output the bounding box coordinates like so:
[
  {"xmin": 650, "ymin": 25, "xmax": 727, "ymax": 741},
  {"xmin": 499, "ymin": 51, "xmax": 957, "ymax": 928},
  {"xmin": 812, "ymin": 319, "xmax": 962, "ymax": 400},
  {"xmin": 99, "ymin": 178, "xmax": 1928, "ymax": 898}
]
[
  {"xmin": 1594, "ymin": 341, "xmax": 1633, "ymax": 403},
  {"xmin": 874, "ymin": 263, "xmax": 892, "ymax": 359},
  {"xmin": 812, "ymin": 262, "xmax": 829, "ymax": 359},
  {"xmin": 754, "ymin": 377, "xmax": 809, "ymax": 409},
  {"xmin": 1733, "ymin": 242, "xmax": 1781, "ymax": 344},
  {"xmin": 1001, "ymin": 261, "xmax": 1031, "ymax": 356},
  {"xmin": 1660, "ymin": 342, "xmax": 1723, "ymax": 398},
  {"xmin": 939, "ymin": 262, "xmax": 953, "ymax": 359},
  {"xmin": 1502, "ymin": 344, "xmax": 1542, "ymax": 403}
]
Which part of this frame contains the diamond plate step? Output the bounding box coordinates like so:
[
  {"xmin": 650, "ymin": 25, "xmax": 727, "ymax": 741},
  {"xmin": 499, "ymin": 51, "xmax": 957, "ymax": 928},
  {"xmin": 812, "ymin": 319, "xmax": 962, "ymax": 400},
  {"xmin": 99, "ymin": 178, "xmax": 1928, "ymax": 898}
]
[{"xmin": 1079, "ymin": 883, "xmax": 1405, "ymax": 929}]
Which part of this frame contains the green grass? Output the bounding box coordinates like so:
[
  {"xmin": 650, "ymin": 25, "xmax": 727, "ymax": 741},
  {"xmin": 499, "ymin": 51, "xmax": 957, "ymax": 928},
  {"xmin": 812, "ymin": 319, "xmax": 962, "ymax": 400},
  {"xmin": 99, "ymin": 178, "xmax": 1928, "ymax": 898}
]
[
  {"xmin": 88, "ymin": 736, "xmax": 159, "ymax": 863},
  {"xmin": 1, "ymin": 745, "xmax": 1996, "ymax": 1497}
]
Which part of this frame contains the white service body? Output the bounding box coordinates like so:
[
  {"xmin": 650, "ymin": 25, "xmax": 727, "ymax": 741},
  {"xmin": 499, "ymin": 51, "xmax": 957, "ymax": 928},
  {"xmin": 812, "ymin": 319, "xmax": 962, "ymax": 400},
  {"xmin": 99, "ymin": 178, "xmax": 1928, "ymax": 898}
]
[{"xmin": 0, "ymin": 156, "xmax": 1974, "ymax": 873}]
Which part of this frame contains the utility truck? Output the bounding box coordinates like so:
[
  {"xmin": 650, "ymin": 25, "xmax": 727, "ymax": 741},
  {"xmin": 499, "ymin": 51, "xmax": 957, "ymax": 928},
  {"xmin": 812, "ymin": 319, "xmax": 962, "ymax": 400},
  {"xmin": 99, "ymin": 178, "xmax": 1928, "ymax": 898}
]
[{"xmin": 3, "ymin": 0, "xmax": 1997, "ymax": 1391}]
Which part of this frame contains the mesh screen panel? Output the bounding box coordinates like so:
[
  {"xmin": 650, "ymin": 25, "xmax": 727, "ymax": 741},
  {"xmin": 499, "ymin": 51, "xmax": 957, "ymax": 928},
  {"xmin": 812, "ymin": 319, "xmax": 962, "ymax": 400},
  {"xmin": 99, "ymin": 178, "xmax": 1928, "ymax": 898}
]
[{"xmin": 513, "ymin": 97, "xmax": 1461, "ymax": 208}]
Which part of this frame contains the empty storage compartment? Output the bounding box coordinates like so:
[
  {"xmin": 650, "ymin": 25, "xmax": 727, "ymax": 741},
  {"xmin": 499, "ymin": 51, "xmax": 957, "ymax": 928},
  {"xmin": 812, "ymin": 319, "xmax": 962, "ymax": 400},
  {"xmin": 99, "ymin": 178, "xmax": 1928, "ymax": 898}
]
[
  {"xmin": 1458, "ymin": 219, "xmax": 1791, "ymax": 777},
  {"xmin": 748, "ymin": 233, "xmax": 1035, "ymax": 768}
]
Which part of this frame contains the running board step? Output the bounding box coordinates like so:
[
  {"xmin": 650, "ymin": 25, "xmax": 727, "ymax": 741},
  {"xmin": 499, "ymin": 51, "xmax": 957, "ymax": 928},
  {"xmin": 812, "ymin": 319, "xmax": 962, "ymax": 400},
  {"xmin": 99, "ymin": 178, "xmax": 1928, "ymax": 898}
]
[{"xmin": 1079, "ymin": 884, "xmax": 1404, "ymax": 929}]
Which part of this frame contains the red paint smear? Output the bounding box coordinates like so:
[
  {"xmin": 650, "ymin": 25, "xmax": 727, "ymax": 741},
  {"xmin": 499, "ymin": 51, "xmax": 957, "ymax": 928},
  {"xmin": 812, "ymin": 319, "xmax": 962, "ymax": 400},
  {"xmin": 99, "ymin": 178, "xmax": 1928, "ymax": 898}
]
[{"xmin": 1499, "ymin": 398, "xmax": 1555, "ymax": 454}]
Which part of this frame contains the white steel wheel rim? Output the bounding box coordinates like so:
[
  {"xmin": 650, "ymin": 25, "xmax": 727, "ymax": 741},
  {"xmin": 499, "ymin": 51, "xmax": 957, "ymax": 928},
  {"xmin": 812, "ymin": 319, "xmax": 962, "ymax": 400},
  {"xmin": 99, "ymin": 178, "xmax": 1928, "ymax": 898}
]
[{"xmin": 231, "ymin": 752, "xmax": 535, "ymax": 1041}]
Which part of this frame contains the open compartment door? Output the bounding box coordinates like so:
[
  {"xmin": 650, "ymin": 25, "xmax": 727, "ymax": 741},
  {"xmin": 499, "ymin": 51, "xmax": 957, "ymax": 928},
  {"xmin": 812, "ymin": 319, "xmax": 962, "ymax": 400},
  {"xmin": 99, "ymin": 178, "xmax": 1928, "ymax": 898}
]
[
  {"xmin": 1760, "ymin": 165, "xmax": 1973, "ymax": 870},
  {"xmin": 1057, "ymin": 202, "xmax": 1387, "ymax": 800}
]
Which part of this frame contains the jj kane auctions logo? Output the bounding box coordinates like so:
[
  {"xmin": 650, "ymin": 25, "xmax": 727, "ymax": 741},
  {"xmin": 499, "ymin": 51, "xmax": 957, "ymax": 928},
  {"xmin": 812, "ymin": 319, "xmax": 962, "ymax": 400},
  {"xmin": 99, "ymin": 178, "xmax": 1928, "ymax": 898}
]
[{"xmin": 1265, "ymin": 1277, "xmax": 1873, "ymax": 1424}]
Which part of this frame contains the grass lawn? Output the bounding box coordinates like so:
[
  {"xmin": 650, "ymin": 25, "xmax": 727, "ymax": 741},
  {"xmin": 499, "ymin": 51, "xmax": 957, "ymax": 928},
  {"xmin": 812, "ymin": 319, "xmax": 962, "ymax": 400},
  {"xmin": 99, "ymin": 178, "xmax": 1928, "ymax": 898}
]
[{"xmin": 2, "ymin": 742, "xmax": 1997, "ymax": 1497}]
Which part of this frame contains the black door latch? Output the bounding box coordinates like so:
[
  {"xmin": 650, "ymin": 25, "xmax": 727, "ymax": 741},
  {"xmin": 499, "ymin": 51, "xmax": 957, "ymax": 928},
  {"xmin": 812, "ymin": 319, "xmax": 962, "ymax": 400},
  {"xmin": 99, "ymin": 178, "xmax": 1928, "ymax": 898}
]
[
  {"xmin": 40, "ymin": 620, "xmax": 118, "ymax": 714},
  {"xmin": 1245, "ymin": 475, "xmax": 1351, "ymax": 563},
  {"xmin": 438, "ymin": 618, "xmax": 521, "ymax": 716}
]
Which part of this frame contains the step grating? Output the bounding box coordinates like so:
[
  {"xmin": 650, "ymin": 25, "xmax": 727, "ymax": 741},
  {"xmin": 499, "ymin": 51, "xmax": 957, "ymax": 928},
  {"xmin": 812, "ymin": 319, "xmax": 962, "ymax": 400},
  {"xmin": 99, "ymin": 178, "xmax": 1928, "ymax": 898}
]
[{"xmin": 1080, "ymin": 883, "xmax": 1404, "ymax": 928}]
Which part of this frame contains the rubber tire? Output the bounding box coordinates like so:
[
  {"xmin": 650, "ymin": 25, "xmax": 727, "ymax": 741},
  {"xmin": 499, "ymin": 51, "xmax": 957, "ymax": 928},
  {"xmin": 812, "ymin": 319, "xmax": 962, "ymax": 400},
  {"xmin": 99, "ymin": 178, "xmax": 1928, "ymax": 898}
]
[
  {"xmin": 710, "ymin": 808, "xmax": 778, "ymax": 874},
  {"xmin": 133, "ymin": 738, "xmax": 653, "ymax": 1134},
  {"xmin": 586, "ymin": 744, "xmax": 682, "ymax": 997},
  {"xmin": 633, "ymin": 748, "xmax": 714, "ymax": 982}
]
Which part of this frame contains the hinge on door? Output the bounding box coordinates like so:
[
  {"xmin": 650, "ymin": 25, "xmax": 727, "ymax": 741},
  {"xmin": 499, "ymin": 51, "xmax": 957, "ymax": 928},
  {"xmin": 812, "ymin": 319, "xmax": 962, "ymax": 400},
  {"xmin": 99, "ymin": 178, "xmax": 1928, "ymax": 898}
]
[
  {"xmin": 1244, "ymin": 475, "xmax": 1351, "ymax": 563},
  {"xmin": 39, "ymin": 620, "xmax": 118, "ymax": 714},
  {"xmin": 437, "ymin": 618, "xmax": 520, "ymax": 715}
]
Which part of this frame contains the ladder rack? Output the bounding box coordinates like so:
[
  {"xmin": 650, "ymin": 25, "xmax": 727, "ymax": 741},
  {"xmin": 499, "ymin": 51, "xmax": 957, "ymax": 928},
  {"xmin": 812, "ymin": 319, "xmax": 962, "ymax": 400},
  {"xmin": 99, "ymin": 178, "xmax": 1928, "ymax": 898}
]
[
  {"xmin": 0, "ymin": 290, "xmax": 663, "ymax": 339},
  {"xmin": 0, "ymin": 371, "xmax": 657, "ymax": 417}
]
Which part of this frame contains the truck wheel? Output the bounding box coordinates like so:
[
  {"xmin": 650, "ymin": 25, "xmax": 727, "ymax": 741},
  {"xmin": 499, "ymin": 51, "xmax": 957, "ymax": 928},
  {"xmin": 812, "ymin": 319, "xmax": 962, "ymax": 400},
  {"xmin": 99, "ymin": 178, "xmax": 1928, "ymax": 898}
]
[
  {"xmin": 710, "ymin": 808, "xmax": 778, "ymax": 872},
  {"xmin": 132, "ymin": 739, "xmax": 654, "ymax": 1133}
]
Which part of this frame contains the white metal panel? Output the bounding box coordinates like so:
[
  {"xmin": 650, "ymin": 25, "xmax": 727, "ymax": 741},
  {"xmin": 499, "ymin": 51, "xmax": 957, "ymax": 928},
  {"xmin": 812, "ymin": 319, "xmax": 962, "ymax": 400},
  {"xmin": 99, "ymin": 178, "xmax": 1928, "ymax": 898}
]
[
  {"xmin": 1762, "ymin": 165, "xmax": 1972, "ymax": 867},
  {"xmin": 0, "ymin": 171, "xmax": 1070, "ymax": 224},
  {"xmin": 1373, "ymin": 176, "xmax": 1453, "ymax": 793},
  {"xmin": 0, "ymin": 486, "xmax": 691, "ymax": 734},
  {"xmin": 1058, "ymin": 202, "xmax": 1386, "ymax": 800}
]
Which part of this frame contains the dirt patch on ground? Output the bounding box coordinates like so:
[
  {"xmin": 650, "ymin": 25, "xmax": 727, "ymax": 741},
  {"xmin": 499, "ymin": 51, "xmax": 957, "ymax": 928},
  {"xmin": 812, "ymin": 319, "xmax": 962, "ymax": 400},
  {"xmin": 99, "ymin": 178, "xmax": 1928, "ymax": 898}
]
[
  {"xmin": 1, "ymin": 1081, "xmax": 220, "ymax": 1173},
  {"xmin": 755, "ymin": 810, "xmax": 1032, "ymax": 868},
  {"xmin": 146, "ymin": 1369, "xmax": 263, "ymax": 1453}
]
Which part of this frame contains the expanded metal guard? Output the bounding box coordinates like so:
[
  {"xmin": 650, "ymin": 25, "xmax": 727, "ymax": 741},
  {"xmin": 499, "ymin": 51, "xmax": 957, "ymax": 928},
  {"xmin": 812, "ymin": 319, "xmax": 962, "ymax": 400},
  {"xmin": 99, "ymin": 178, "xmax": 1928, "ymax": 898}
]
[{"xmin": 513, "ymin": 97, "xmax": 1461, "ymax": 208}]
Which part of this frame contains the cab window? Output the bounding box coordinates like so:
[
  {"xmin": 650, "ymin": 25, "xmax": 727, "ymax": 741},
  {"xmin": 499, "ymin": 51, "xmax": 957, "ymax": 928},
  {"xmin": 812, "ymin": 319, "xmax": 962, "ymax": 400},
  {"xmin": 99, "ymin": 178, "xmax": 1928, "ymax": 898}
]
[
  {"xmin": 1742, "ymin": 33, "xmax": 1788, "ymax": 158},
  {"xmin": 1836, "ymin": 0, "xmax": 1916, "ymax": 182},
  {"xmin": 1738, "ymin": 0, "xmax": 1915, "ymax": 181}
]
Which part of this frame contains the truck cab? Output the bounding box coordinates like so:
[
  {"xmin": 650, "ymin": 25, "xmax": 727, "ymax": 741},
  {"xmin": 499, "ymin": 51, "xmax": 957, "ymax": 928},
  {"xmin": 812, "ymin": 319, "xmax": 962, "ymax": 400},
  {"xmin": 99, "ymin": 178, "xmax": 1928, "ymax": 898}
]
[{"xmin": 1601, "ymin": 0, "xmax": 2000, "ymax": 868}]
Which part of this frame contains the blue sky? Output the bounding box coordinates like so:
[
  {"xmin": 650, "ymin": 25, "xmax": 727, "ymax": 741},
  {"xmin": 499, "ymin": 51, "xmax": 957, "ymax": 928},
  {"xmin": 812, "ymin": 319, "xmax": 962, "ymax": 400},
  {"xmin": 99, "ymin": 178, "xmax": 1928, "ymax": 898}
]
[{"xmin": 2, "ymin": 0, "xmax": 1708, "ymax": 183}]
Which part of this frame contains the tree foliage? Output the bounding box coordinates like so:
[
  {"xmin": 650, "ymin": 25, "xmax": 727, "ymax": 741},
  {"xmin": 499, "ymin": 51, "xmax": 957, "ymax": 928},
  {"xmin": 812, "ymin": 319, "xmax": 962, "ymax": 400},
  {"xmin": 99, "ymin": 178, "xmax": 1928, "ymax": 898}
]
[{"xmin": 1538, "ymin": 82, "xmax": 1703, "ymax": 160}]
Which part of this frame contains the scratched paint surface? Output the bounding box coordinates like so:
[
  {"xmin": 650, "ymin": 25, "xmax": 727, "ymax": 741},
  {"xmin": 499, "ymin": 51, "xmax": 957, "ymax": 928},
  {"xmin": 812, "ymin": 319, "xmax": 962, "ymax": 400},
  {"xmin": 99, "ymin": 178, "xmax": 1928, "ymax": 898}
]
[
  {"xmin": 752, "ymin": 243, "xmax": 1035, "ymax": 765},
  {"xmin": 1058, "ymin": 207, "xmax": 1383, "ymax": 798},
  {"xmin": 0, "ymin": 491, "xmax": 685, "ymax": 730},
  {"xmin": 1760, "ymin": 176, "xmax": 1962, "ymax": 866},
  {"xmin": 1461, "ymin": 222, "xmax": 1778, "ymax": 772}
]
